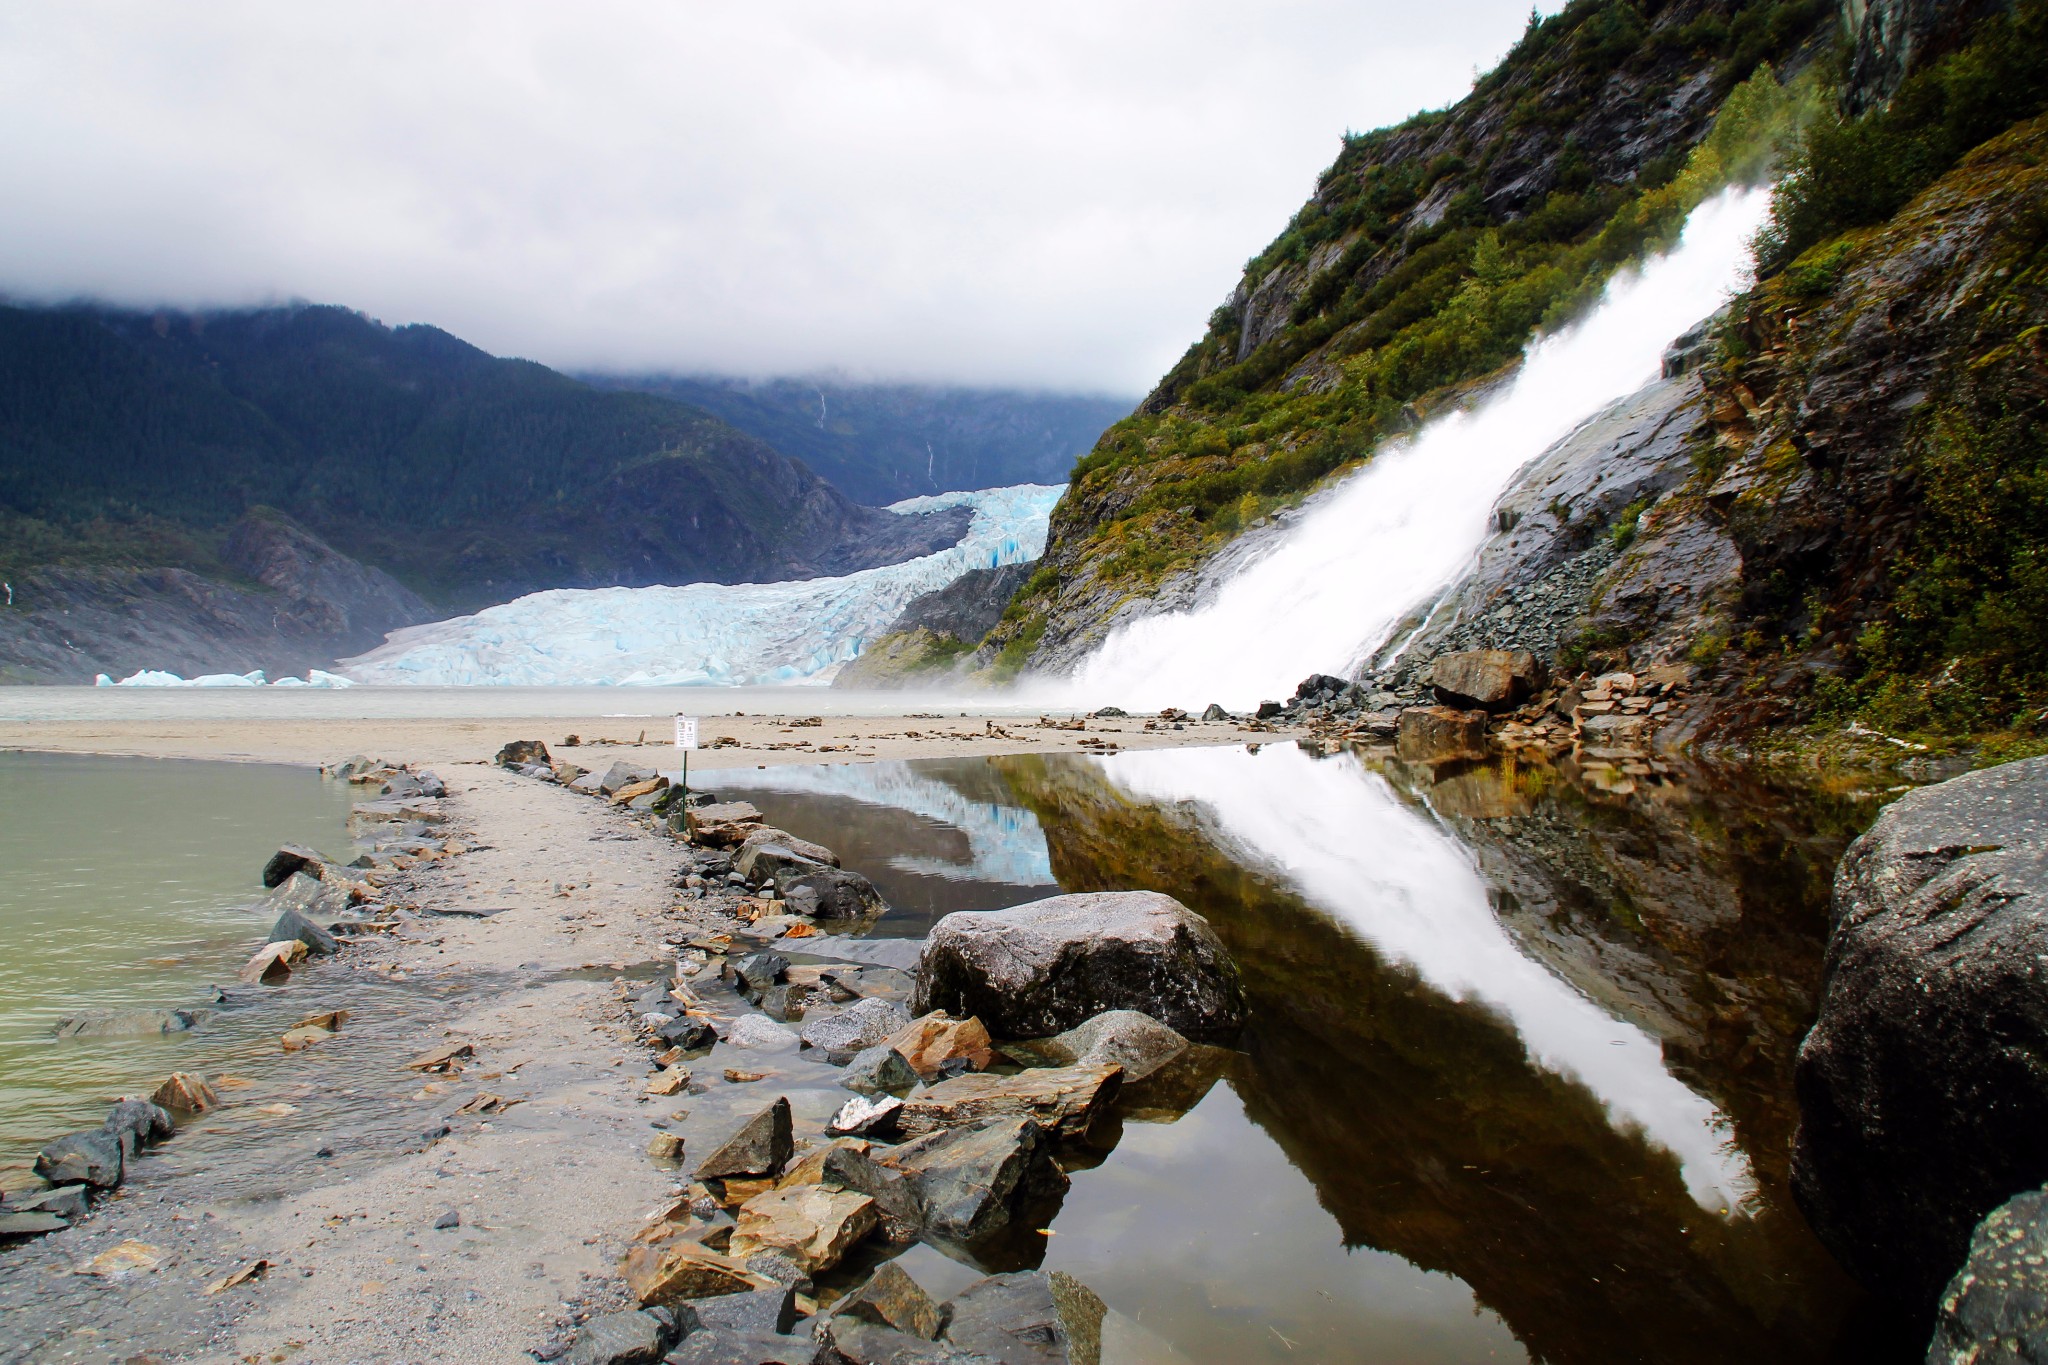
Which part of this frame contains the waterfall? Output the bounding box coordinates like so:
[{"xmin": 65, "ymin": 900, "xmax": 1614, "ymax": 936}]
[{"xmin": 1064, "ymin": 187, "xmax": 1771, "ymax": 712}]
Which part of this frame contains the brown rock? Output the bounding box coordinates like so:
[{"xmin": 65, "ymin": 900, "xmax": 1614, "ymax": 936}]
[
  {"xmin": 620, "ymin": 1239, "xmax": 769, "ymax": 1306},
  {"xmin": 648, "ymin": 1133, "xmax": 687, "ymax": 1161},
  {"xmin": 610, "ymin": 777, "xmax": 669, "ymax": 805},
  {"xmin": 896, "ymin": 1063, "xmax": 1122, "ymax": 1140},
  {"xmin": 832, "ymin": 1261, "xmax": 944, "ymax": 1340},
  {"xmin": 883, "ymin": 1012, "xmax": 996, "ymax": 1081},
  {"xmin": 728, "ymin": 1185, "xmax": 877, "ymax": 1273},
  {"xmin": 407, "ymin": 1042, "xmax": 475, "ymax": 1072},
  {"xmin": 150, "ymin": 1072, "xmax": 217, "ymax": 1112},
  {"xmin": 279, "ymin": 1026, "xmax": 332, "ymax": 1052},
  {"xmin": 237, "ymin": 939, "xmax": 307, "ymax": 985},
  {"xmin": 685, "ymin": 803, "xmax": 766, "ymax": 847},
  {"xmin": 1424, "ymin": 649, "xmax": 1545, "ymax": 711},
  {"xmin": 696, "ymin": 1097, "xmax": 793, "ymax": 1179},
  {"xmin": 1396, "ymin": 706, "xmax": 1490, "ymax": 763}
]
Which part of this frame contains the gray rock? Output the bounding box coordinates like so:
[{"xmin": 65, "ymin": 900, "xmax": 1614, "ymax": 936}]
[
  {"xmin": 52, "ymin": 1008, "xmax": 205, "ymax": 1039},
  {"xmin": 599, "ymin": 761, "xmax": 658, "ymax": 796},
  {"xmin": 269, "ymin": 906, "xmax": 339, "ymax": 956},
  {"xmin": 34, "ymin": 1130, "xmax": 124, "ymax": 1188},
  {"xmin": 1200, "ymin": 703, "xmax": 1229, "ymax": 721},
  {"xmin": 434, "ymin": 1208, "xmax": 461, "ymax": 1230},
  {"xmin": 657, "ymin": 1017, "xmax": 718, "ymax": 1052},
  {"xmin": 662, "ymin": 1329, "xmax": 825, "ymax": 1365},
  {"xmin": 841, "ymin": 1045, "xmax": 920, "ymax": 1096},
  {"xmin": 571, "ymin": 771, "xmax": 609, "ymax": 795},
  {"xmin": 941, "ymin": 1270, "xmax": 1105, "ymax": 1365},
  {"xmin": 736, "ymin": 828, "xmax": 840, "ymax": 878},
  {"xmin": 568, "ymin": 1310, "xmax": 671, "ymax": 1365},
  {"xmin": 260, "ymin": 871, "xmax": 353, "ymax": 921},
  {"xmin": 734, "ymin": 952, "xmax": 791, "ymax": 997},
  {"xmin": 775, "ymin": 867, "xmax": 888, "ymax": 920},
  {"xmin": 102, "ymin": 1098, "xmax": 174, "ymax": 1149},
  {"xmin": 1794, "ymin": 756, "xmax": 2048, "ymax": 1302},
  {"xmin": 914, "ymin": 891, "xmax": 1246, "ymax": 1044},
  {"xmin": 722, "ymin": 1016, "xmax": 800, "ymax": 1051},
  {"xmin": 696, "ymin": 1097, "xmax": 794, "ymax": 1180},
  {"xmin": 879, "ymin": 1117, "xmax": 1068, "ymax": 1246},
  {"xmin": 691, "ymin": 1285, "xmax": 796, "ymax": 1336},
  {"xmin": 801, "ymin": 999, "xmax": 913, "ymax": 1063},
  {"xmin": 1929, "ymin": 1185, "xmax": 2048, "ymax": 1364},
  {"xmin": 8, "ymin": 1185, "xmax": 90, "ymax": 1220},
  {"xmin": 1019, "ymin": 1010, "xmax": 1188, "ymax": 1082},
  {"xmin": 0, "ymin": 1212, "xmax": 69, "ymax": 1240},
  {"xmin": 261, "ymin": 842, "xmax": 332, "ymax": 888},
  {"xmin": 822, "ymin": 1318, "xmax": 978, "ymax": 1365}
]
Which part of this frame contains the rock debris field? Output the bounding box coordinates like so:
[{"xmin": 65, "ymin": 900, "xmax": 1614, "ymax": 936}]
[{"xmin": 0, "ymin": 738, "xmax": 1246, "ymax": 1364}]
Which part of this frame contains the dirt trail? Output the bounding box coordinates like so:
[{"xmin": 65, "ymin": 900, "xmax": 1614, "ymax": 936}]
[{"xmin": 215, "ymin": 764, "xmax": 692, "ymax": 1362}]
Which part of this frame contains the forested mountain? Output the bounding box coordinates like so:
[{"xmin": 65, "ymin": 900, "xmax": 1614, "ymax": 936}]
[
  {"xmin": 0, "ymin": 304, "xmax": 968, "ymax": 609},
  {"xmin": 0, "ymin": 303, "xmax": 973, "ymax": 679},
  {"xmin": 584, "ymin": 373, "xmax": 1130, "ymax": 506}
]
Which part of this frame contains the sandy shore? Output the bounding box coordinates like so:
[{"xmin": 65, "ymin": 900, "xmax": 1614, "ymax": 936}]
[{"xmin": 0, "ymin": 708, "xmax": 1274, "ymax": 771}]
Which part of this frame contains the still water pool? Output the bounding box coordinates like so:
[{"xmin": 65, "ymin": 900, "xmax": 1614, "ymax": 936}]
[{"xmin": 716, "ymin": 744, "xmax": 1892, "ymax": 1364}]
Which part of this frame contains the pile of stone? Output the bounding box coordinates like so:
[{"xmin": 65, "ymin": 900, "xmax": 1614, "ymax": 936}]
[
  {"xmin": 499, "ymin": 739, "xmax": 893, "ymax": 937},
  {"xmin": 573, "ymin": 889, "xmax": 1246, "ymax": 1363},
  {"xmin": 3, "ymin": 1081, "xmax": 206, "ymax": 1244}
]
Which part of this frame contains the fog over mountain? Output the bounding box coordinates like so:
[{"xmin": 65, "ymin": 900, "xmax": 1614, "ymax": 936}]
[{"xmin": 0, "ymin": 1, "xmax": 1554, "ymax": 392}]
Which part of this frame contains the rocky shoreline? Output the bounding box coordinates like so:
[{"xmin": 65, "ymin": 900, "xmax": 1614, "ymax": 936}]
[{"xmin": 0, "ymin": 739, "xmax": 1245, "ymax": 1364}]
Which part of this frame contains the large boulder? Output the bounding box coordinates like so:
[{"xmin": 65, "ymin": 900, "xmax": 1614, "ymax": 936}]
[
  {"xmin": 1928, "ymin": 1185, "xmax": 2048, "ymax": 1364},
  {"xmin": 1423, "ymin": 649, "xmax": 1545, "ymax": 711},
  {"xmin": 1793, "ymin": 756, "xmax": 2048, "ymax": 1304},
  {"xmin": 800, "ymin": 998, "xmax": 912, "ymax": 1063},
  {"xmin": 941, "ymin": 1270, "xmax": 1106, "ymax": 1365},
  {"xmin": 777, "ymin": 866, "xmax": 888, "ymax": 920},
  {"xmin": 1396, "ymin": 706, "xmax": 1489, "ymax": 764},
  {"xmin": 736, "ymin": 828, "xmax": 839, "ymax": 879},
  {"xmin": 687, "ymin": 803, "xmax": 766, "ymax": 848},
  {"xmin": 913, "ymin": 891, "xmax": 1246, "ymax": 1044},
  {"xmin": 1013, "ymin": 1010, "xmax": 1189, "ymax": 1083},
  {"xmin": 35, "ymin": 1130, "xmax": 124, "ymax": 1188},
  {"xmin": 878, "ymin": 1117, "xmax": 1069, "ymax": 1246}
]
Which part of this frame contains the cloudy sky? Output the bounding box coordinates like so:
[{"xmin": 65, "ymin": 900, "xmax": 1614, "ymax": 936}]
[{"xmin": 0, "ymin": 2, "xmax": 1553, "ymax": 394}]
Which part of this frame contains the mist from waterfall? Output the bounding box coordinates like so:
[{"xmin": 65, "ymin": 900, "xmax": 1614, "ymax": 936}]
[{"xmin": 1061, "ymin": 187, "xmax": 1771, "ymax": 712}]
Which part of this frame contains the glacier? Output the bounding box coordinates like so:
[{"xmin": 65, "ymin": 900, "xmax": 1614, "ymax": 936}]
[
  {"xmin": 96, "ymin": 669, "xmax": 356, "ymax": 688},
  {"xmin": 342, "ymin": 484, "xmax": 1062, "ymax": 687}
]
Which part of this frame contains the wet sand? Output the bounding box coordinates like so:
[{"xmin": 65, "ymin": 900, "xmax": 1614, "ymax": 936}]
[{"xmin": 0, "ymin": 708, "xmax": 1272, "ymax": 771}]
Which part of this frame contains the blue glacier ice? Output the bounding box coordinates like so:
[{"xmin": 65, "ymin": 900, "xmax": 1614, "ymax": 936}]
[
  {"xmin": 95, "ymin": 669, "xmax": 357, "ymax": 688},
  {"xmin": 342, "ymin": 484, "xmax": 1062, "ymax": 687}
]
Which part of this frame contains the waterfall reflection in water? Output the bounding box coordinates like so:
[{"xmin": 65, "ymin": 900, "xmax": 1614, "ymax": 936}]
[{"xmin": 730, "ymin": 745, "xmax": 1876, "ymax": 1364}]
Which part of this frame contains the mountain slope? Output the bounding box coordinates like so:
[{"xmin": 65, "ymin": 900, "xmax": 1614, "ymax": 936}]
[
  {"xmin": 0, "ymin": 304, "xmax": 970, "ymax": 616},
  {"xmin": 982, "ymin": 0, "xmax": 1833, "ymax": 673},
  {"xmin": 583, "ymin": 374, "xmax": 1131, "ymax": 506}
]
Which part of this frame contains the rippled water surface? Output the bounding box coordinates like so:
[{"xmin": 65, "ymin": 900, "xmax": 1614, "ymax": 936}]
[{"xmin": 0, "ymin": 751, "xmax": 355, "ymax": 1170}]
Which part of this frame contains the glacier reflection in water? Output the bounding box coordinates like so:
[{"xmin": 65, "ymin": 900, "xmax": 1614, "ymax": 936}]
[
  {"xmin": 713, "ymin": 759, "xmax": 1059, "ymax": 888},
  {"xmin": 1098, "ymin": 743, "xmax": 1754, "ymax": 1213}
]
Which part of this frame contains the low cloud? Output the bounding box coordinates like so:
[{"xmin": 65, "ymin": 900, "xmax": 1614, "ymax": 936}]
[{"xmin": 0, "ymin": 1, "xmax": 1548, "ymax": 392}]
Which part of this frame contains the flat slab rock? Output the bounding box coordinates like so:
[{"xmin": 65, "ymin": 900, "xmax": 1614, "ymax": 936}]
[
  {"xmin": 913, "ymin": 891, "xmax": 1246, "ymax": 1044},
  {"xmin": 1793, "ymin": 756, "xmax": 2048, "ymax": 1304},
  {"xmin": 896, "ymin": 1062, "xmax": 1122, "ymax": 1140}
]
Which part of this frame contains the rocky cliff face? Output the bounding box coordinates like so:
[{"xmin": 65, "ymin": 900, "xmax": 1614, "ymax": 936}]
[
  {"xmin": 832, "ymin": 561, "xmax": 1036, "ymax": 690},
  {"xmin": 984, "ymin": 0, "xmax": 1832, "ymax": 672},
  {"xmin": 0, "ymin": 513, "xmax": 432, "ymax": 682}
]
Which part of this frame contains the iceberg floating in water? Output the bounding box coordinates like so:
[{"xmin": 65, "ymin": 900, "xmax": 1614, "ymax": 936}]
[
  {"xmin": 96, "ymin": 669, "xmax": 355, "ymax": 688},
  {"xmin": 342, "ymin": 484, "xmax": 1063, "ymax": 687}
]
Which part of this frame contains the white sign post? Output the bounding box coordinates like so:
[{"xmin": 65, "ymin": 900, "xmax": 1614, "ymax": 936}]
[{"xmin": 674, "ymin": 714, "xmax": 698, "ymax": 799}]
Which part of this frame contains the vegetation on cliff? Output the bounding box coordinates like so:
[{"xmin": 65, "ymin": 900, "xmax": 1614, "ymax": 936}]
[{"xmin": 987, "ymin": 0, "xmax": 1833, "ymax": 668}]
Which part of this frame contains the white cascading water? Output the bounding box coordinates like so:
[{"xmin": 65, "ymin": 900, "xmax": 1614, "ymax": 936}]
[
  {"xmin": 1100, "ymin": 743, "xmax": 1754, "ymax": 1213},
  {"xmin": 1065, "ymin": 187, "xmax": 1771, "ymax": 712}
]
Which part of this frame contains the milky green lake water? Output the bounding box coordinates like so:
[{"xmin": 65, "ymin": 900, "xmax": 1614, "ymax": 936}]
[{"xmin": 0, "ymin": 750, "xmax": 354, "ymax": 1171}]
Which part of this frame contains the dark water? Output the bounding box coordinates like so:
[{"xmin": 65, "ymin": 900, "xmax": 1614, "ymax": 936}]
[{"xmin": 722, "ymin": 744, "xmax": 1896, "ymax": 1365}]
